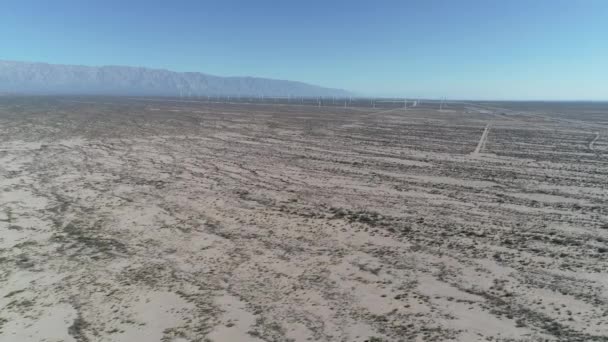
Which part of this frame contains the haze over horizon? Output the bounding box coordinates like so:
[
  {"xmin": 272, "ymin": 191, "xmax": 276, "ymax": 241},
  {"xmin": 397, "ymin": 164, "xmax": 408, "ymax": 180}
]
[
  {"xmin": 0, "ymin": 59, "xmax": 353, "ymax": 97},
  {"xmin": 2, "ymin": 0, "xmax": 607, "ymax": 100}
]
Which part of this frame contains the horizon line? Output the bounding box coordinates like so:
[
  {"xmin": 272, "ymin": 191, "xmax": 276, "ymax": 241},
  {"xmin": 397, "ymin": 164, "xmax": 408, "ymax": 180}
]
[{"xmin": 2, "ymin": 59, "xmax": 607, "ymax": 102}]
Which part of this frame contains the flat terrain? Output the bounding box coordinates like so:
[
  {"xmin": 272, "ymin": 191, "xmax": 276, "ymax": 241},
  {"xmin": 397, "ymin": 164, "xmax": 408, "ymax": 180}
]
[{"xmin": 1, "ymin": 97, "xmax": 607, "ymax": 342}]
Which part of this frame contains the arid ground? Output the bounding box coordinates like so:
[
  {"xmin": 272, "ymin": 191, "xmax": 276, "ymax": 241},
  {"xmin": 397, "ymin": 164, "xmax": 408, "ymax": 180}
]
[{"xmin": 1, "ymin": 97, "xmax": 607, "ymax": 342}]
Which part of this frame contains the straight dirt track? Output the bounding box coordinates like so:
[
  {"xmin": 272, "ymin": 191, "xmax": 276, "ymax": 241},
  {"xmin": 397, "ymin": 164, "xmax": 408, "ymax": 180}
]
[
  {"xmin": 472, "ymin": 123, "xmax": 491, "ymax": 155},
  {"xmin": 1, "ymin": 97, "xmax": 608, "ymax": 342}
]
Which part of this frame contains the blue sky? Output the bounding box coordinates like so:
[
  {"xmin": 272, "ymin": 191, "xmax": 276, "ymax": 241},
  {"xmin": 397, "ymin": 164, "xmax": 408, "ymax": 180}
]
[{"xmin": 1, "ymin": 0, "xmax": 607, "ymax": 100}]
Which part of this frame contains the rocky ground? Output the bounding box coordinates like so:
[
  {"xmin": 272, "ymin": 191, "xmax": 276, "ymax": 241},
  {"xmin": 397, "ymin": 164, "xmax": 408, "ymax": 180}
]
[{"xmin": 1, "ymin": 97, "xmax": 607, "ymax": 342}]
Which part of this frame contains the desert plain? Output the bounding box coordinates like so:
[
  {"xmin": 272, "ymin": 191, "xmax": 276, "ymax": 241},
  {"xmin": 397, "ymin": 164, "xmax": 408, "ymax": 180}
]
[{"xmin": 0, "ymin": 97, "xmax": 607, "ymax": 342}]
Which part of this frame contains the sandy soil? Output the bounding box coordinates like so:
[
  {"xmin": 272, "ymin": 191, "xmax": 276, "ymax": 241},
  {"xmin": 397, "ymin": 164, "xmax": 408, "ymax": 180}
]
[{"xmin": 0, "ymin": 97, "xmax": 607, "ymax": 342}]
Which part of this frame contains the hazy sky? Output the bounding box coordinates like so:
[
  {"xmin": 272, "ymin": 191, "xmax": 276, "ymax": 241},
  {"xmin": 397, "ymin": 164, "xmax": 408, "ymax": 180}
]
[{"xmin": 1, "ymin": 0, "xmax": 607, "ymax": 100}]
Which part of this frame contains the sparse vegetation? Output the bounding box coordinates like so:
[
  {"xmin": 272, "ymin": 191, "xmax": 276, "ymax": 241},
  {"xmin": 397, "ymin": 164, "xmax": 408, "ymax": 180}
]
[{"xmin": 1, "ymin": 98, "xmax": 607, "ymax": 341}]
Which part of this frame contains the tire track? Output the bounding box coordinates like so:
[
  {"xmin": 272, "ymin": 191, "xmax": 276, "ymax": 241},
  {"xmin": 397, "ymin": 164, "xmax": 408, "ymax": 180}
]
[{"xmin": 472, "ymin": 124, "xmax": 491, "ymax": 155}]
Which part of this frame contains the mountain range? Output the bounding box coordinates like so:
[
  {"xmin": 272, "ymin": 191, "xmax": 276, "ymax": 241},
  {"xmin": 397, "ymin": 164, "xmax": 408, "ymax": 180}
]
[{"xmin": 0, "ymin": 60, "xmax": 351, "ymax": 97}]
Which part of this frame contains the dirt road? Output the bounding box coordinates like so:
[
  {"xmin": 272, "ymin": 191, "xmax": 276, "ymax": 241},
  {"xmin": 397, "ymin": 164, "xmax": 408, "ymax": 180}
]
[
  {"xmin": 472, "ymin": 123, "xmax": 491, "ymax": 155},
  {"xmin": 589, "ymin": 132, "xmax": 600, "ymax": 152}
]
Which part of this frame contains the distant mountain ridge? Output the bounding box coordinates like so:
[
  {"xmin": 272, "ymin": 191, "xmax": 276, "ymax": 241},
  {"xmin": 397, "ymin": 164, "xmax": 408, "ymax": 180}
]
[{"xmin": 0, "ymin": 60, "xmax": 351, "ymax": 97}]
